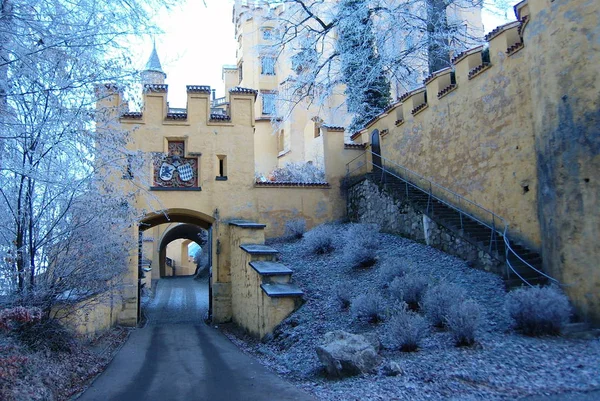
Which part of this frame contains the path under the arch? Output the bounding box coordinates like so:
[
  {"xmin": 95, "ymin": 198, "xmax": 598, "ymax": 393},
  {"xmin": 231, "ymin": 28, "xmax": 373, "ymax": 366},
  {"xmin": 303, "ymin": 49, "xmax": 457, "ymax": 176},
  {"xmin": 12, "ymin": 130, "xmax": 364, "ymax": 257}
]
[{"xmin": 76, "ymin": 277, "xmax": 315, "ymax": 401}]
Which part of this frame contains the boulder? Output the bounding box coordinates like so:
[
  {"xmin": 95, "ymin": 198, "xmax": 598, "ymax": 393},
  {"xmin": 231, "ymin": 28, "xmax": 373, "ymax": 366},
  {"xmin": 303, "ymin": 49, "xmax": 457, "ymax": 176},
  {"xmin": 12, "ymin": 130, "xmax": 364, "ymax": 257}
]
[{"xmin": 316, "ymin": 330, "xmax": 382, "ymax": 378}]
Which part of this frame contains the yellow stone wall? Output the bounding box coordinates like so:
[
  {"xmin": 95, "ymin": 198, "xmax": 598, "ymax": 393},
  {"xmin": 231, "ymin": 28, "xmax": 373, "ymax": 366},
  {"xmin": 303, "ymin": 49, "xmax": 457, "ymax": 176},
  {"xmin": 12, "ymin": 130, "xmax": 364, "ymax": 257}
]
[
  {"xmin": 51, "ymin": 292, "xmax": 119, "ymax": 338},
  {"xmin": 358, "ymin": 18, "xmax": 539, "ymax": 249},
  {"xmin": 228, "ymin": 224, "xmax": 299, "ymax": 338},
  {"xmin": 522, "ymin": 0, "xmax": 600, "ymax": 323},
  {"xmin": 95, "ymin": 82, "xmax": 361, "ymax": 328},
  {"xmin": 357, "ymin": 0, "xmax": 600, "ymax": 323},
  {"xmin": 165, "ymin": 238, "xmax": 195, "ymax": 276}
]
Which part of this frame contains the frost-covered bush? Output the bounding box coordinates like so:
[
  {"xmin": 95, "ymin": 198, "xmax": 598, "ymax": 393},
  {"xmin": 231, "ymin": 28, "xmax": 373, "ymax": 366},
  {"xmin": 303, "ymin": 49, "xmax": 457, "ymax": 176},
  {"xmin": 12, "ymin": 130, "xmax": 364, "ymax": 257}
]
[
  {"xmin": 389, "ymin": 273, "xmax": 429, "ymax": 311},
  {"xmin": 303, "ymin": 224, "xmax": 336, "ymax": 255},
  {"xmin": 284, "ymin": 218, "xmax": 306, "ymax": 240},
  {"xmin": 343, "ymin": 224, "xmax": 380, "ymax": 269},
  {"xmin": 447, "ymin": 299, "xmax": 482, "ymax": 346},
  {"xmin": 422, "ymin": 282, "xmax": 466, "ymax": 328},
  {"xmin": 266, "ymin": 162, "xmax": 326, "ymax": 183},
  {"xmin": 378, "ymin": 261, "xmax": 408, "ymax": 286},
  {"xmin": 505, "ymin": 286, "xmax": 570, "ymax": 336},
  {"xmin": 387, "ymin": 305, "xmax": 429, "ymax": 352},
  {"xmin": 334, "ymin": 282, "xmax": 354, "ymax": 310},
  {"xmin": 351, "ymin": 292, "xmax": 387, "ymax": 324}
]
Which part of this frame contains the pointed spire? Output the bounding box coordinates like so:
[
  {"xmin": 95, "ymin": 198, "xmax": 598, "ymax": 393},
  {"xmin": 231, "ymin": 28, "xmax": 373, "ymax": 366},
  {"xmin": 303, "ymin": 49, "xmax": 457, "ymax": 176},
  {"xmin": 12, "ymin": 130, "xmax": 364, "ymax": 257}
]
[
  {"xmin": 145, "ymin": 41, "xmax": 165, "ymax": 74},
  {"xmin": 142, "ymin": 42, "xmax": 167, "ymax": 85}
]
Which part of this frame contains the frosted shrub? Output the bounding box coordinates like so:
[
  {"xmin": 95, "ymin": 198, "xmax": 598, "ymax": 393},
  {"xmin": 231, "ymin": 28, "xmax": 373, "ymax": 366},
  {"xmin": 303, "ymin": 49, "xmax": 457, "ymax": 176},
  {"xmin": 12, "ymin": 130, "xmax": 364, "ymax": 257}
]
[
  {"xmin": 334, "ymin": 282, "xmax": 354, "ymax": 310},
  {"xmin": 505, "ymin": 286, "xmax": 570, "ymax": 336},
  {"xmin": 351, "ymin": 292, "xmax": 386, "ymax": 324},
  {"xmin": 387, "ymin": 305, "xmax": 429, "ymax": 352},
  {"xmin": 389, "ymin": 273, "xmax": 429, "ymax": 311},
  {"xmin": 378, "ymin": 260, "xmax": 411, "ymax": 288},
  {"xmin": 303, "ymin": 224, "xmax": 336, "ymax": 254},
  {"xmin": 343, "ymin": 224, "xmax": 380, "ymax": 269},
  {"xmin": 422, "ymin": 282, "xmax": 466, "ymax": 328},
  {"xmin": 284, "ymin": 218, "xmax": 306, "ymax": 240},
  {"xmin": 269, "ymin": 162, "xmax": 326, "ymax": 183},
  {"xmin": 447, "ymin": 300, "xmax": 482, "ymax": 346}
]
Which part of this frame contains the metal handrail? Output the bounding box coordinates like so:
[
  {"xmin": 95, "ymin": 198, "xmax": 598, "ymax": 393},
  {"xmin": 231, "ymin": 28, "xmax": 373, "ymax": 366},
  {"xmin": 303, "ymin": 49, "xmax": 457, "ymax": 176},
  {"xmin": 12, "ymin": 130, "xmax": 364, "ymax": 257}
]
[
  {"xmin": 502, "ymin": 226, "xmax": 559, "ymax": 285},
  {"xmin": 371, "ymin": 151, "xmax": 506, "ymax": 231},
  {"xmin": 346, "ymin": 150, "xmax": 560, "ymax": 287}
]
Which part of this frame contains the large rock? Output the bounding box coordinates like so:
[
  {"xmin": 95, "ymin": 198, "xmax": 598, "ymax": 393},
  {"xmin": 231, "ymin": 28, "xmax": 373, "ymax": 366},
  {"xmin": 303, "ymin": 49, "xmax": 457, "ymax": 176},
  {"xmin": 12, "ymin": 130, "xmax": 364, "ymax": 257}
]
[{"xmin": 315, "ymin": 330, "xmax": 381, "ymax": 378}]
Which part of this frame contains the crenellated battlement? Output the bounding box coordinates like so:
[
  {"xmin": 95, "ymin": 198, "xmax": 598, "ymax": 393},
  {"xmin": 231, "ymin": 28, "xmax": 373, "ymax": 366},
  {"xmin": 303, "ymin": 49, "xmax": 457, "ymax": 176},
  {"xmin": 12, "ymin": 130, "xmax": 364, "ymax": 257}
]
[
  {"xmin": 354, "ymin": 7, "xmax": 529, "ymax": 141},
  {"xmin": 100, "ymin": 85, "xmax": 258, "ymax": 126}
]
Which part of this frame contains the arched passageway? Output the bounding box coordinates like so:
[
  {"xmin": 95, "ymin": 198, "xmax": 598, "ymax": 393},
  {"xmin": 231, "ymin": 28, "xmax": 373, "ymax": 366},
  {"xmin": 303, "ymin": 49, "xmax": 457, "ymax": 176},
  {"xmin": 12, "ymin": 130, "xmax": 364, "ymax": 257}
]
[
  {"xmin": 138, "ymin": 209, "xmax": 215, "ymax": 323},
  {"xmin": 158, "ymin": 223, "xmax": 208, "ymax": 277}
]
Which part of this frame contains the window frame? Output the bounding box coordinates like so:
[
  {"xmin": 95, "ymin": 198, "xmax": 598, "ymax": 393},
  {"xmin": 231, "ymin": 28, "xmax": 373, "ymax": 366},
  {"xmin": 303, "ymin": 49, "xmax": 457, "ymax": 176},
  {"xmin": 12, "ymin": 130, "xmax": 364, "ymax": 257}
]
[
  {"xmin": 261, "ymin": 91, "xmax": 277, "ymax": 115},
  {"xmin": 260, "ymin": 56, "xmax": 276, "ymax": 76}
]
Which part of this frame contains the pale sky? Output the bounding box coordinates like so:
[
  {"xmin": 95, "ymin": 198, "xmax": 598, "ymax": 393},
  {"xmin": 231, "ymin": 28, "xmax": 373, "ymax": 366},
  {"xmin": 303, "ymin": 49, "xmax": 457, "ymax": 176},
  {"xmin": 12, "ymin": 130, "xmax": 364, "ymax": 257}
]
[
  {"xmin": 139, "ymin": 0, "xmax": 238, "ymax": 108},
  {"xmin": 138, "ymin": 0, "xmax": 514, "ymax": 108}
]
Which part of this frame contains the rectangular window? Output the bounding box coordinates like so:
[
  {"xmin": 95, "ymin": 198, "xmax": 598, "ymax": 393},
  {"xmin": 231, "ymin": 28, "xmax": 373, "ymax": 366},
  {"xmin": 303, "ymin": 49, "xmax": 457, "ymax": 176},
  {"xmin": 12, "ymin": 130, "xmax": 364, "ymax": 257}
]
[
  {"xmin": 261, "ymin": 57, "xmax": 275, "ymax": 75},
  {"xmin": 238, "ymin": 61, "xmax": 243, "ymax": 84},
  {"xmin": 216, "ymin": 155, "xmax": 227, "ymax": 180},
  {"xmin": 277, "ymin": 130, "xmax": 285, "ymax": 153},
  {"xmin": 262, "ymin": 28, "xmax": 273, "ymax": 40},
  {"xmin": 262, "ymin": 92, "xmax": 276, "ymax": 115}
]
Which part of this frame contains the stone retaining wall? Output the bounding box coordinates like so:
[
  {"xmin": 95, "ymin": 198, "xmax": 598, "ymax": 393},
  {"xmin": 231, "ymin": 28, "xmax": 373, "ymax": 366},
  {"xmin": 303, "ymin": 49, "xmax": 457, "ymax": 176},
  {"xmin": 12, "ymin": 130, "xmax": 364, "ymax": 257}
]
[{"xmin": 347, "ymin": 178, "xmax": 502, "ymax": 275}]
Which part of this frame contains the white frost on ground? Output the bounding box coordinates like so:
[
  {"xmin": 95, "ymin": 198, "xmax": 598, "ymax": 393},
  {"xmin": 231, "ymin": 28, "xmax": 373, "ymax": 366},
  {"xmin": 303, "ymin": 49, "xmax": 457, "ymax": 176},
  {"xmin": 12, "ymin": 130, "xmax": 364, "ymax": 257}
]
[
  {"xmin": 223, "ymin": 224, "xmax": 600, "ymax": 401},
  {"xmin": 143, "ymin": 277, "xmax": 208, "ymax": 325}
]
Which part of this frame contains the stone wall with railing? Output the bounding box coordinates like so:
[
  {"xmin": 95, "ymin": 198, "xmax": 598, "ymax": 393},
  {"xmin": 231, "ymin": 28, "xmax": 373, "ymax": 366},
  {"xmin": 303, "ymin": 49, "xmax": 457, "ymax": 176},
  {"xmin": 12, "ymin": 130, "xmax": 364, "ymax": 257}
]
[
  {"xmin": 347, "ymin": 178, "xmax": 501, "ymax": 274},
  {"xmin": 351, "ymin": 0, "xmax": 600, "ymax": 324},
  {"xmin": 352, "ymin": 3, "xmax": 539, "ymax": 250}
]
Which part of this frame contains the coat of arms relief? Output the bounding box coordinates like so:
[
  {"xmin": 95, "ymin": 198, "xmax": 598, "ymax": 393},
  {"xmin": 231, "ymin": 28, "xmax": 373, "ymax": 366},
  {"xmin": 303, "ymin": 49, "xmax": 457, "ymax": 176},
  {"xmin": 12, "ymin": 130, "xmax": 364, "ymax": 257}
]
[{"xmin": 152, "ymin": 141, "xmax": 198, "ymax": 188}]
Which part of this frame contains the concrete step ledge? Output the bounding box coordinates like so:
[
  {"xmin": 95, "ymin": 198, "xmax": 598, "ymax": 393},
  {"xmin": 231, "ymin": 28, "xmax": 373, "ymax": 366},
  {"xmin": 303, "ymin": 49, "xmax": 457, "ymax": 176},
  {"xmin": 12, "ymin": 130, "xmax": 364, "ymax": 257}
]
[
  {"xmin": 240, "ymin": 244, "xmax": 279, "ymax": 255},
  {"xmin": 250, "ymin": 261, "xmax": 293, "ymax": 276},
  {"xmin": 229, "ymin": 220, "xmax": 267, "ymax": 229},
  {"xmin": 261, "ymin": 283, "xmax": 304, "ymax": 298}
]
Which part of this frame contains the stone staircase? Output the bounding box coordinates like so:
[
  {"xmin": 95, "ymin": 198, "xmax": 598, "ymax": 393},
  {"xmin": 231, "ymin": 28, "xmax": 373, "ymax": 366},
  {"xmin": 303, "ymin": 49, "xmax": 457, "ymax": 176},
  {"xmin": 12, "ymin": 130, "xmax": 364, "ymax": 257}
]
[
  {"xmin": 240, "ymin": 244, "xmax": 304, "ymax": 299},
  {"xmin": 369, "ymin": 173, "xmax": 548, "ymax": 288},
  {"xmin": 229, "ymin": 221, "xmax": 304, "ymax": 338}
]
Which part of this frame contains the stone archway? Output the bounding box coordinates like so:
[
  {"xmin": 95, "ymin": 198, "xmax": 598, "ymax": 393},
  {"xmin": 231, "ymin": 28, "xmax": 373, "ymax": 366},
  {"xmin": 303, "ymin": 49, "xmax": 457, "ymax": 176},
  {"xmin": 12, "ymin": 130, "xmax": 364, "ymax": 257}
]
[
  {"xmin": 158, "ymin": 223, "xmax": 208, "ymax": 277},
  {"xmin": 138, "ymin": 209, "xmax": 215, "ymax": 322}
]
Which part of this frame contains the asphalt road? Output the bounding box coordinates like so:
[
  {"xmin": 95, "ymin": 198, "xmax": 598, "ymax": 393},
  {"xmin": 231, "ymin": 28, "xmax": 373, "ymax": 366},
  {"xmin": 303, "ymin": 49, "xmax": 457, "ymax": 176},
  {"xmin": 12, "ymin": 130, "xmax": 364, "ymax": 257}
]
[{"xmin": 76, "ymin": 277, "xmax": 316, "ymax": 401}]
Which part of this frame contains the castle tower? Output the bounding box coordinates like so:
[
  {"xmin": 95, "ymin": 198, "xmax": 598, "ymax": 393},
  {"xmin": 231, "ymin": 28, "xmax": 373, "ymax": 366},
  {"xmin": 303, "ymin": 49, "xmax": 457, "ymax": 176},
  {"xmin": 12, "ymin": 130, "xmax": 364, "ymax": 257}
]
[{"xmin": 141, "ymin": 43, "xmax": 167, "ymax": 85}]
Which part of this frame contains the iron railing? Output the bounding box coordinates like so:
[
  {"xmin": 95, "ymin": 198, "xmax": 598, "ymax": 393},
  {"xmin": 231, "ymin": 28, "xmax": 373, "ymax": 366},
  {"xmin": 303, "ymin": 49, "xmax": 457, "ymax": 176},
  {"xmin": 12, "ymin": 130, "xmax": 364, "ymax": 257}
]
[{"xmin": 346, "ymin": 150, "xmax": 559, "ymax": 287}]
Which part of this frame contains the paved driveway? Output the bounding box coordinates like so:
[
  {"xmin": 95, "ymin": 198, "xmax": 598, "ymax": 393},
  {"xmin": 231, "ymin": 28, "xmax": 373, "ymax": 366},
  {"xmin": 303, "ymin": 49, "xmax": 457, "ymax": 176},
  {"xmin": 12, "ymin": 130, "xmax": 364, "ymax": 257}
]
[{"xmin": 76, "ymin": 277, "xmax": 316, "ymax": 401}]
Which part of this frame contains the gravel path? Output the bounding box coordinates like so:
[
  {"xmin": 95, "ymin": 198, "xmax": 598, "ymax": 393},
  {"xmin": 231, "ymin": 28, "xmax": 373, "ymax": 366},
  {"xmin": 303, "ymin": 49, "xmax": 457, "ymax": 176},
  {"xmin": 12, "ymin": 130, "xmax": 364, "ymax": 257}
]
[{"xmin": 222, "ymin": 224, "xmax": 600, "ymax": 401}]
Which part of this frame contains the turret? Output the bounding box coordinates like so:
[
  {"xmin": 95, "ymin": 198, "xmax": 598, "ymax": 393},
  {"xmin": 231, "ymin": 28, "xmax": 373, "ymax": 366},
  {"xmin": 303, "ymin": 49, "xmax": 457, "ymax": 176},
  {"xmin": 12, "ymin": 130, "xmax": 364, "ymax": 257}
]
[{"xmin": 142, "ymin": 43, "xmax": 167, "ymax": 86}]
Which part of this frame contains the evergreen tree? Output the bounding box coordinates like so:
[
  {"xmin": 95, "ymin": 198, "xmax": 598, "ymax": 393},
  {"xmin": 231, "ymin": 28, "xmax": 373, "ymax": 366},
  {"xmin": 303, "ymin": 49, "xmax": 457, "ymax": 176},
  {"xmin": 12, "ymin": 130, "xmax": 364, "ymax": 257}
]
[{"xmin": 337, "ymin": 0, "xmax": 391, "ymax": 132}]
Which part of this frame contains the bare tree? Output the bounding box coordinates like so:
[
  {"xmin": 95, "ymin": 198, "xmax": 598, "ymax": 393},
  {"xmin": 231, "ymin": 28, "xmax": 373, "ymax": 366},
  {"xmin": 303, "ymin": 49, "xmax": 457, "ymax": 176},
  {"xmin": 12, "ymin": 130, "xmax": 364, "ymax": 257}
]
[
  {"xmin": 262, "ymin": 0, "xmax": 486, "ymax": 131},
  {"xmin": 0, "ymin": 0, "xmax": 174, "ymax": 313}
]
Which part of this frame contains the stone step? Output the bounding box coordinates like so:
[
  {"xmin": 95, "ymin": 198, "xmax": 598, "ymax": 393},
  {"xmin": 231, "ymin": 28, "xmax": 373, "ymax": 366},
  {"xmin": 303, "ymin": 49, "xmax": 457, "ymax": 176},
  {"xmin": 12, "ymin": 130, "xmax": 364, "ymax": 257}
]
[
  {"xmin": 250, "ymin": 261, "xmax": 292, "ymax": 275},
  {"xmin": 250, "ymin": 261, "xmax": 292, "ymax": 284},
  {"xmin": 369, "ymin": 174, "xmax": 550, "ymax": 288},
  {"xmin": 240, "ymin": 244, "xmax": 279, "ymax": 255},
  {"xmin": 260, "ymin": 283, "xmax": 304, "ymax": 298},
  {"xmin": 229, "ymin": 220, "xmax": 267, "ymax": 229}
]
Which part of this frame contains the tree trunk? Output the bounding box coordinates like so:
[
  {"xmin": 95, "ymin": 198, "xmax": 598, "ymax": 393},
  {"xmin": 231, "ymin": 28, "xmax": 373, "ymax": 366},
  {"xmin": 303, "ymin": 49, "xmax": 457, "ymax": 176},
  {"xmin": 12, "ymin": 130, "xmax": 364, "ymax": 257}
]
[{"xmin": 427, "ymin": 0, "xmax": 450, "ymax": 74}]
